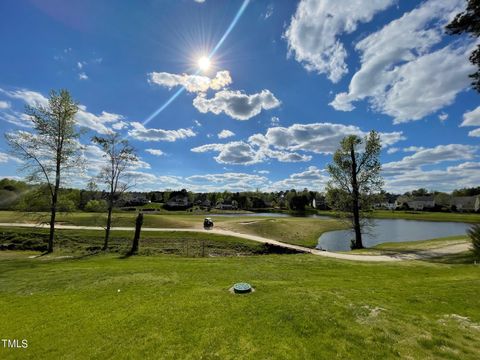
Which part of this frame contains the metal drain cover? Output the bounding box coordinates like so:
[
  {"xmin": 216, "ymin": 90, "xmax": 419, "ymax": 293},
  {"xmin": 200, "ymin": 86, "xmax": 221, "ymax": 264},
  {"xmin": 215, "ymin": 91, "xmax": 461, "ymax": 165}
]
[{"xmin": 233, "ymin": 282, "xmax": 252, "ymax": 294}]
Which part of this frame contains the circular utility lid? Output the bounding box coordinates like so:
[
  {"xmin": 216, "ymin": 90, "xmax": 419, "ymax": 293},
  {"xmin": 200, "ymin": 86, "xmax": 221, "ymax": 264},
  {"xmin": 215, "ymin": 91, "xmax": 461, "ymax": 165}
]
[{"xmin": 233, "ymin": 282, "xmax": 252, "ymax": 294}]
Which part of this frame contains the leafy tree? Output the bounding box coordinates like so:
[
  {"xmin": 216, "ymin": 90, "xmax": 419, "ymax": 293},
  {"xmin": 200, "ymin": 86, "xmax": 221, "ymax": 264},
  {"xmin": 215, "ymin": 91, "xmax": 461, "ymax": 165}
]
[
  {"xmin": 289, "ymin": 194, "xmax": 309, "ymax": 211},
  {"xmin": 327, "ymin": 131, "xmax": 383, "ymax": 249},
  {"xmin": 411, "ymin": 188, "xmax": 430, "ymax": 197},
  {"xmin": 452, "ymin": 186, "xmax": 480, "ymax": 196},
  {"xmin": 84, "ymin": 199, "xmax": 108, "ymax": 212},
  {"xmin": 92, "ymin": 133, "xmax": 137, "ymax": 251},
  {"xmin": 5, "ymin": 89, "xmax": 82, "ymax": 252},
  {"xmin": 446, "ymin": 0, "xmax": 480, "ymax": 92},
  {"xmin": 0, "ymin": 178, "xmax": 30, "ymax": 210}
]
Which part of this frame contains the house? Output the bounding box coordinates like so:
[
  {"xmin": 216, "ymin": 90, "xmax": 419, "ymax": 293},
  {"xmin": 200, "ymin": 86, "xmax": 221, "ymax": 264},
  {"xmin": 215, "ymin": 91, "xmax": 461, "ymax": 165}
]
[
  {"xmin": 395, "ymin": 196, "xmax": 435, "ymax": 210},
  {"xmin": 123, "ymin": 192, "xmax": 149, "ymax": 207},
  {"xmin": 451, "ymin": 196, "xmax": 480, "ymax": 212},
  {"xmin": 199, "ymin": 199, "xmax": 212, "ymax": 209},
  {"xmin": 374, "ymin": 202, "xmax": 396, "ymax": 210},
  {"xmin": 215, "ymin": 200, "xmax": 238, "ymax": 210},
  {"xmin": 165, "ymin": 194, "xmax": 192, "ymax": 209}
]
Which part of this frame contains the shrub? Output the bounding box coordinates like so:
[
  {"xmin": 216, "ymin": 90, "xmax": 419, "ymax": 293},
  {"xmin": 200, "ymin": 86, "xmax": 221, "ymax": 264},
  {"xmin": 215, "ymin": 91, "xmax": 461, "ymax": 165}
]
[
  {"xmin": 84, "ymin": 200, "xmax": 107, "ymax": 212},
  {"xmin": 467, "ymin": 224, "xmax": 480, "ymax": 257}
]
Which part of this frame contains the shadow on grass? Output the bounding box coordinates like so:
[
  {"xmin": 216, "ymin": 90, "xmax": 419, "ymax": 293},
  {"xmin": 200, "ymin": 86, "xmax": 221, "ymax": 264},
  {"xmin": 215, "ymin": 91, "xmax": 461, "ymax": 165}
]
[{"xmin": 424, "ymin": 251, "xmax": 479, "ymax": 265}]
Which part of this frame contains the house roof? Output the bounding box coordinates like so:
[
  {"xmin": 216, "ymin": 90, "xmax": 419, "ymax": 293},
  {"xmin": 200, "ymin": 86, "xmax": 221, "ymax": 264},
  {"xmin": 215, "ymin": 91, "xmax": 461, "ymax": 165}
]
[{"xmin": 452, "ymin": 196, "xmax": 478, "ymax": 207}]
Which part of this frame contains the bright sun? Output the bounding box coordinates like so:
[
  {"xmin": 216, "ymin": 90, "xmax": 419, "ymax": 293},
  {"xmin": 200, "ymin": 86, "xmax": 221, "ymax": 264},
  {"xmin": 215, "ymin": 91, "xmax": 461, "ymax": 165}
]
[{"xmin": 198, "ymin": 56, "xmax": 211, "ymax": 71}]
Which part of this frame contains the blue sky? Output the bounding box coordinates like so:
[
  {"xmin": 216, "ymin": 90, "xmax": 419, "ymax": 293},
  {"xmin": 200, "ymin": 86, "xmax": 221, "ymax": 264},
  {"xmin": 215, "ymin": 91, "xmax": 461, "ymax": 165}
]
[{"xmin": 0, "ymin": 0, "xmax": 479, "ymax": 193}]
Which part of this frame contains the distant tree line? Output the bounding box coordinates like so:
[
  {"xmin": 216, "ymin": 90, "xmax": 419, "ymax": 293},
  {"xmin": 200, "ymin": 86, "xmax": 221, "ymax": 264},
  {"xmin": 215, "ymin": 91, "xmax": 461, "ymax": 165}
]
[{"xmin": 3, "ymin": 177, "xmax": 479, "ymax": 214}]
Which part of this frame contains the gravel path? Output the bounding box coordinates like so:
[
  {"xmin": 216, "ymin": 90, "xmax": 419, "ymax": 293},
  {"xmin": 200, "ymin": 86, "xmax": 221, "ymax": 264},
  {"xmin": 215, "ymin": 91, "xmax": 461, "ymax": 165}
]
[{"xmin": 0, "ymin": 222, "xmax": 470, "ymax": 262}]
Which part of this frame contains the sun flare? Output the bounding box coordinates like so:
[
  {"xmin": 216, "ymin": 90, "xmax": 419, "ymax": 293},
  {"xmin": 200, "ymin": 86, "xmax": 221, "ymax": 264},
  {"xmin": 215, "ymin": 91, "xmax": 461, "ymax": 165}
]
[{"xmin": 198, "ymin": 56, "xmax": 211, "ymax": 71}]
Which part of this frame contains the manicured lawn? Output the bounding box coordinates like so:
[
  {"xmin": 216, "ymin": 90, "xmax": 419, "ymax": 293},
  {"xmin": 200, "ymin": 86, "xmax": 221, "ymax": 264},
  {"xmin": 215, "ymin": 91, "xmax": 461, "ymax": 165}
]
[
  {"xmin": 219, "ymin": 217, "xmax": 347, "ymax": 248},
  {"xmin": 0, "ymin": 211, "xmax": 347, "ymax": 248},
  {"xmin": 0, "ymin": 228, "xmax": 288, "ymax": 256},
  {"xmin": 0, "ymin": 252, "xmax": 479, "ymax": 359}
]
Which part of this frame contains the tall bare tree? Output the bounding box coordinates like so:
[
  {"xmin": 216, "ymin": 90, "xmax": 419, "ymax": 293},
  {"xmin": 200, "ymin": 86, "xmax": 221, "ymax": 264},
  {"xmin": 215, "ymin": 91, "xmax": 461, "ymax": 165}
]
[
  {"xmin": 327, "ymin": 131, "xmax": 383, "ymax": 249},
  {"xmin": 92, "ymin": 133, "xmax": 137, "ymax": 251},
  {"xmin": 5, "ymin": 89, "xmax": 81, "ymax": 253}
]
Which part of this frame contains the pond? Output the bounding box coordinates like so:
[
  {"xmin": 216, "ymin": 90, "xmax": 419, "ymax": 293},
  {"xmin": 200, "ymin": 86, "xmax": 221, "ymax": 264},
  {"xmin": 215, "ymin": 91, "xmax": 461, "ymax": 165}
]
[{"xmin": 317, "ymin": 218, "xmax": 471, "ymax": 251}]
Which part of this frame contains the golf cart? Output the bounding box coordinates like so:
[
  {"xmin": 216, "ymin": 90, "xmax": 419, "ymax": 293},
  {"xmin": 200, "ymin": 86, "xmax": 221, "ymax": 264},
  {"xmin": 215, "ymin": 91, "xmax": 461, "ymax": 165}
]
[{"xmin": 203, "ymin": 217, "xmax": 214, "ymax": 229}]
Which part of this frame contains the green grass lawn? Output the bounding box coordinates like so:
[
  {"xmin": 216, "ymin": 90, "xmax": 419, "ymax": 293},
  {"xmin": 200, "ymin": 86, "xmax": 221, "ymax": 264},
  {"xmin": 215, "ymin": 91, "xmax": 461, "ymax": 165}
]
[
  {"xmin": 0, "ymin": 211, "xmax": 347, "ymax": 248},
  {"xmin": 218, "ymin": 217, "xmax": 347, "ymax": 248},
  {"xmin": 0, "ymin": 227, "xmax": 294, "ymax": 257},
  {"xmin": 0, "ymin": 252, "xmax": 479, "ymax": 359}
]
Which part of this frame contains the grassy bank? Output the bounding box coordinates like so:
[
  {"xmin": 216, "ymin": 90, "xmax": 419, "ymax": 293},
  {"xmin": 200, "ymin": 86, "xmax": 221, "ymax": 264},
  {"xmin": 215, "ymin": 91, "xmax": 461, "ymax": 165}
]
[
  {"xmin": 0, "ymin": 227, "xmax": 295, "ymax": 256},
  {"xmin": 350, "ymin": 235, "xmax": 478, "ymax": 264},
  {"xmin": 218, "ymin": 217, "xmax": 346, "ymax": 248},
  {"xmin": 0, "ymin": 211, "xmax": 346, "ymax": 248},
  {"xmin": 0, "ymin": 252, "xmax": 479, "ymax": 359}
]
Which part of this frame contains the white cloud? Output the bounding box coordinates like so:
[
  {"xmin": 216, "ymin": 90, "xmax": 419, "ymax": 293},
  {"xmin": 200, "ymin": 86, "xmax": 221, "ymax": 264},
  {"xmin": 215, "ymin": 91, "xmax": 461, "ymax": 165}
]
[
  {"xmin": 0, "ymin": 101, "xmax": 10, "ymax": 109},
  {"xmin": 385, "ymin": 161, "xmax": 480, "ymax": 193},
  {"xmin": 192, "ymin": 142, "xmax": 263, "ymax": 165},
  {"xmin": 0, "ymin": 88, "xmax": 48, "ymax": 107},
  {"xmin": 78, "ymin": 72, "xmax": 88, "ymax": 80},
  {"xmin": 438, "ymin": 112, "xmax": 448, "ymax": 122},
  {"xmin": 192, "ymin": 122, "xmax": 402, "ymax": 165},
  {"xmin": 270, "ymin": 116, "xmax": 280, "ymax": 126},
  {"xmin": 191, "ymin": 139, "xmax": 312, "ymax": 166},
  {"xmin": 148, "ymin": 70, "xmax": 232, "ymax": 93},
  {"xmin": 330, "ymin": 0, "xmax": 473, "ymax": 123},
  {"xmin": 460, "ymin": 106, "xmax": 480, "ymax": 136},
  {"xmin": 128, "ymin": 122, "xmax": 196, "ymax": 142},
  {"xmin": 284, "ymin": 0, "xmax": 395, "ymax": 83},
  {"xmin": 0, "ymin": 152, "xmax": 22, "ymax": 164},
  {"xmin": 76, "ymin": 106, "xmax": 126, "ymax": 134},
  {"xmin": 81, "ymin": 144, "xmax": 151, "ymax": 177},
  {"xmin": 264, "ymin": 4, "xmax": 274, "ymax": 19},
  {"xmin": 255, "ymin": 122, "xmax": 404, "ymax": 154},
  {"xmin": 387, "ymin": 147, "xmax": 399, "ymax": 154},
  {"xmin": 468, "ymin": 128, "xmax": 480, "ymax": 137},
  {"xmin": 111, "ymin": 121, "xmax": 128, "ymax": 130},
  {"xmin": 257, "ymin": 170, "xmax": 270, "ymax": 174},
  {"xmin": 193, "ymin": 89, "xmax": 280, "ymax": 121},
  {"xmin": 217, "ymin": 129, "xmax": 235, "ymax": 139},
  {"xmin": 145, "ymin": 149, "xmax": 165, "ymax": 156},
  {"xmin": 0, "ymin": 111, "xmax": 32, "ymax": 128},
  {"xmin": 270, "ymin": 166, "xmax": 330, "ymax": 191},
  {"xmin": 382, "ymin": 144, "xmax": 480, "ymax": 192},
  {"xmin": 461, "ymin": 106, "xmax": 480, "ymax": 127},
  {"xmin": 403, "ymin": 146, "xmax": 425, "ymax": 153},
  {"xmin": 383, "ymin": 144, "xmax": 477, "ymax": 176},
  {"xmin": 194, "ymin": 0, "xmax": 205, "ymax": 3},
  {"xmin": 0, "ymin": 88, "xmax": 128, "ymax": 133}
]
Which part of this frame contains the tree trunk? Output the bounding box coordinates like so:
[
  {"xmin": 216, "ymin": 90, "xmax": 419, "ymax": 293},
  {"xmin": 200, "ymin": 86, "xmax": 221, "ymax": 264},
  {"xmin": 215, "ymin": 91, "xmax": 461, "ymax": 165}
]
[
  {"xmin": 104, "ymin": 203, "xmax": 113, "ymax": 251},
  {"xmin": 350, "ymin": 144, "xmax": 363, "ymax": 249},
  {"xmin": 48, "ymin": 194, "xmax": 57, "ymax": 253},
  {"xmin": 48, "ymin": 155, "xmax": 62, "ymax": 253},
  {"xmin": 130, "ymin": 213, "xmax": 143, "ymax": 255}
]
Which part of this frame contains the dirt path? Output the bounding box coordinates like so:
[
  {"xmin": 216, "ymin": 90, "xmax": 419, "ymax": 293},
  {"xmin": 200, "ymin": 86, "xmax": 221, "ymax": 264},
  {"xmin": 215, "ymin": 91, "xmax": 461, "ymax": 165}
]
[{"xmin": 0, "ymin": 222, "xmax": 470, "ymax": 262}]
